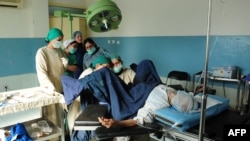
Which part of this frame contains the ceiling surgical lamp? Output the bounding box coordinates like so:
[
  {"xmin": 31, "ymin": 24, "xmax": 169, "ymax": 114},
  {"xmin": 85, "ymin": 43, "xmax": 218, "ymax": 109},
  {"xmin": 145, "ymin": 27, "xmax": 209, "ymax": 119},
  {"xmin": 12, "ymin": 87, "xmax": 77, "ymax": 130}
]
[
  {"xmin": 54, "ymin": 0, "xmax": 122, "ymax": 35},
  {"xmin": 87, "ymin": 0, "xmax": 122, "ymax": 32}
]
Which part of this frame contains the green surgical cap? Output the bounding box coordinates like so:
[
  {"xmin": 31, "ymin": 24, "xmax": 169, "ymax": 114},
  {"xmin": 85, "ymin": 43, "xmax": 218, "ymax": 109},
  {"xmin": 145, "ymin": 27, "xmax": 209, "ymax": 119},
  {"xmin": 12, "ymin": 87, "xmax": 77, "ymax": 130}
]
[
  {"xmin": 110, "ymin": 54, "xmax": 121, "ymax": 60},
  {"xmin": 45, "ymin": 28, "xmax": 64, "ymax": 43},
  {"xmin": 92, "ymin": 55, "xmax": 110, "ymax": 68}
]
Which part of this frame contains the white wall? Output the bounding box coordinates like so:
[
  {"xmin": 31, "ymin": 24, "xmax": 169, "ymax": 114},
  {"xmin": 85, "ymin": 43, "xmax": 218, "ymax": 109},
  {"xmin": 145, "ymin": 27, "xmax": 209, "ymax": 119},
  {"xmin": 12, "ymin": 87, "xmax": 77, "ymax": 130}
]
[
  {"xmin": 31, "ymin": 0, "xmax": 50, "ymax": 37},
  {"xmin": 2, "ymin": 0, "xmax": 249, "ymax": 38},
  {"xmin": 0, "ymin": 0, "xmax": 49, "ymax": 38},
  {"xmin": 0, "ymin": 0, "xmax": 49, "ymax": 91},
  {"xmin": 86, "ymin": 0, "xmax": 250, "ymax": 37}
]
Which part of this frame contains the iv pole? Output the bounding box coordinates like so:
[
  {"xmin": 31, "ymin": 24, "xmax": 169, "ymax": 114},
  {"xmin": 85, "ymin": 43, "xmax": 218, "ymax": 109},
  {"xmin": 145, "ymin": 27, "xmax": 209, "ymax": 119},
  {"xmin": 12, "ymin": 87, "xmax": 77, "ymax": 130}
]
[{"xmin": 199, "ymin": 0, "xmax": 212, "ymax": 141}]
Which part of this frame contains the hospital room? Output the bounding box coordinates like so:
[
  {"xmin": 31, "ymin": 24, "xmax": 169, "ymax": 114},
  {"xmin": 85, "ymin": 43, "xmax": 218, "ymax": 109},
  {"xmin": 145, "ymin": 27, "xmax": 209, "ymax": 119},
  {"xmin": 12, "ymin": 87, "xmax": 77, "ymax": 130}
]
[{"xmin": 1, "ymin": 0, "xmax": 250, "ymax": 140}]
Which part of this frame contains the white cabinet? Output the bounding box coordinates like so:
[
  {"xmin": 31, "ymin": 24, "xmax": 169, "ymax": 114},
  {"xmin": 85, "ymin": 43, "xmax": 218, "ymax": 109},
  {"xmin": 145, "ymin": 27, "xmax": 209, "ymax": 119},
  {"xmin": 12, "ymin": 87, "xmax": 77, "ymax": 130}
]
[{"xmin": 0, "ymin": 87, "xmax": 65, "ymax": 141}]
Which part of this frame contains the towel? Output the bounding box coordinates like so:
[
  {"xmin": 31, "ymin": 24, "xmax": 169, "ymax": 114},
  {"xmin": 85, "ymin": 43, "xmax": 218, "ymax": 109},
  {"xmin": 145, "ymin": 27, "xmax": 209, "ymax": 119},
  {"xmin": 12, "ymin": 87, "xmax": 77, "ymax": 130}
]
[
  {"xmin": 6, "ymin": 123, "xmax": 33, "ymax": 141},
  {"xmin": 188, "ymin": 94, "xmax": 223, "ymax": 113}
]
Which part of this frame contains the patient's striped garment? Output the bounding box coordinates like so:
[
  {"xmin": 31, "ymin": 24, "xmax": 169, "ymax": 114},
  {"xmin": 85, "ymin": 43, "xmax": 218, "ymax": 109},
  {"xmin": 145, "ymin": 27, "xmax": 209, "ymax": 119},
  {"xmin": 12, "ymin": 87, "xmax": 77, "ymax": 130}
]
[{"xmin": 134, "ymin": 84, "xmax": 171, "ymax": 124}]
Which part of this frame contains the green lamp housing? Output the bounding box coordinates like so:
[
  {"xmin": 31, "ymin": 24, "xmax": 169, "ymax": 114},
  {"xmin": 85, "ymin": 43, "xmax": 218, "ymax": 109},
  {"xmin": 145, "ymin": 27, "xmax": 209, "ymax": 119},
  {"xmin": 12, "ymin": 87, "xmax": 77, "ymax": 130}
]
[
  {"xmin": 87, "ymin": 0, "xmax": 122, "ymax": 32},
  {"xmin": 53, "ymin": 0, "xmax": 122, "ymax": 33}
]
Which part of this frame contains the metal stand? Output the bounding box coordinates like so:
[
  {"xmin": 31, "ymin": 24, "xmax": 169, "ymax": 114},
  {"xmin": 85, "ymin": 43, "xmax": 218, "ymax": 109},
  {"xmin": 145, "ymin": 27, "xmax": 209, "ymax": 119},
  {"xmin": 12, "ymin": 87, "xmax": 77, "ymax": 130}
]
[{"xmin": 198, "ymin": 0, "xmax": 212, "ymax": 141}]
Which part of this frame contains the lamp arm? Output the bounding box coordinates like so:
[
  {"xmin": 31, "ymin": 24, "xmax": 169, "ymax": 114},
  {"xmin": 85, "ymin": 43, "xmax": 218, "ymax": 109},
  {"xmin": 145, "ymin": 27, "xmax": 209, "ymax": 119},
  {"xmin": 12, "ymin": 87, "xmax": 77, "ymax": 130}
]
[
  {"xmin": 54, "ymin": 11, "xmax": 87, "ymax": 38},
  {"xmin": 64, "ymin": 13, "xmax": 87, "ymax": 38},
  {"xmin": 68, "ymin": 13, "xmax": 87, "ymax": 18}
]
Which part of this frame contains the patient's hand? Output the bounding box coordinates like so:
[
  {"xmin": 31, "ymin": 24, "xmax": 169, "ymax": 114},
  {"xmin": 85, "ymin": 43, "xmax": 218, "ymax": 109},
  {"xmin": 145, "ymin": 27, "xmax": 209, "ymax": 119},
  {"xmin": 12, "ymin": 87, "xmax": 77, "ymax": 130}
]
[
  {"xmin": 99, "ymin": 117, "xmax": 138, "ymax": 128},
  {"xmin": 195, "ymin": 85, "xmax": 204, "ymax": 94},
  {"xmin": 98, "ymin": 117, "xmax": 116, "ymax": 128}
]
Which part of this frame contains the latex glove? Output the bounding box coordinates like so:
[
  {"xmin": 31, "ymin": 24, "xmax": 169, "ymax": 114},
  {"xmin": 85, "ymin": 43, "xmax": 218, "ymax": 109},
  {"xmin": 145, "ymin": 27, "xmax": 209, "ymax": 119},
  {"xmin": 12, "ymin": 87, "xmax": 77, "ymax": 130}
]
[{"xmin": 61, "ymin": 57, "xmax": 68, "ymax": 68}]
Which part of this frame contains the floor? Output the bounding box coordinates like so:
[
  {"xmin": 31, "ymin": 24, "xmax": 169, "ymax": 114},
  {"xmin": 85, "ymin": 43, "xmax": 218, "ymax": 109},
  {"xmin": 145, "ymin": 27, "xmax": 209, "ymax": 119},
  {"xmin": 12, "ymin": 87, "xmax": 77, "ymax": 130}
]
[{"xmin": 63, "ymin": 134, "xmax": 161, "ymax": 141}]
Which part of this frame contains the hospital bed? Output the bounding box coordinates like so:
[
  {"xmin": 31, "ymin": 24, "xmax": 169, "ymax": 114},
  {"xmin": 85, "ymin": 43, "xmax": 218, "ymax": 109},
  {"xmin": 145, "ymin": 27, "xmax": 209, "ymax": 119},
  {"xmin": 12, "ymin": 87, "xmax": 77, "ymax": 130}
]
[
  {"xmin": 73, "ymin": 94, "xmax": 250, "ymax": 141},
  {"xmin": 61, "ymin": 64, "xmax": 250, "ymax": 141}
]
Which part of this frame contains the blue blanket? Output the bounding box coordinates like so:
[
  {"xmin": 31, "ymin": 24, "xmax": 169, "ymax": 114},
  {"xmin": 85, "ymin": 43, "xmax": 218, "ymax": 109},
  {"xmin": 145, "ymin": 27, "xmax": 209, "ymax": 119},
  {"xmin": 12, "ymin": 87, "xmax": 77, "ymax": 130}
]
[{"xmin": 62, "ymin": 59, "xmax": 162, "ymax": 120}]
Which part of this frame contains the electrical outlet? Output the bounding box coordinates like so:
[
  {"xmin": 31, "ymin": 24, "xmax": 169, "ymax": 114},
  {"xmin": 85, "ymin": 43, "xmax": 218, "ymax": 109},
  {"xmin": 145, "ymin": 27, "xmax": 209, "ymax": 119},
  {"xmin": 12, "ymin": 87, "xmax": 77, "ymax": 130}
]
[{"xmin": 4, "ymin": 85, "xmax": 8, "ymax": 92}]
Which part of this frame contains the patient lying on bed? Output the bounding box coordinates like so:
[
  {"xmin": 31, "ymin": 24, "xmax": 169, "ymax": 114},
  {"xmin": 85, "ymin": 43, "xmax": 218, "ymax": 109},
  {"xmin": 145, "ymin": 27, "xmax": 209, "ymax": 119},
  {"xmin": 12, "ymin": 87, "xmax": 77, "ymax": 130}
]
[{"xmin": 98, "ymin": 85, "xmax": 200, "ymax": 128}]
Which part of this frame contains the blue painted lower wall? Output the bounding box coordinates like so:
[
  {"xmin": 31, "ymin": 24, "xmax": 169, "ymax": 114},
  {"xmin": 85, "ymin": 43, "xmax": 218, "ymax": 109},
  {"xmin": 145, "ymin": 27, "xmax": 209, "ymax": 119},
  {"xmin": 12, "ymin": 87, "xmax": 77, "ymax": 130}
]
[
  {"xmin": 93, "ymin": 36, "xmax": 250, "ymax": 78},
  {"xmin": 0, "ymin": 38, "xmax": 44, "ymax": 77},
  {"xmin": 1, "ymin": 36, "xmax": 250, "ymax": 80}
]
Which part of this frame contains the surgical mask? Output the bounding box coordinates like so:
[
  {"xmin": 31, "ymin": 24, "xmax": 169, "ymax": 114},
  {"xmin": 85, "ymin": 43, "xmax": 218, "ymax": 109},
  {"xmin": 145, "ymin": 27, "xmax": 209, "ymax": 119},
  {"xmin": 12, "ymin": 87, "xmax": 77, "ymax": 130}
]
[
  {"xmin": 53, "ymin": 41, "xmax": 62, "ymax": 48},
  {"xmin": 113, "ymin": 64, "xmax": 123, "ymax": 73},
  {"xmin": 87, "ymin": 47, "xmax": 96, "ymax": 55},
  {"xmin": 69, "ymin": 47, "xmax": 77, "ymax": 54}
]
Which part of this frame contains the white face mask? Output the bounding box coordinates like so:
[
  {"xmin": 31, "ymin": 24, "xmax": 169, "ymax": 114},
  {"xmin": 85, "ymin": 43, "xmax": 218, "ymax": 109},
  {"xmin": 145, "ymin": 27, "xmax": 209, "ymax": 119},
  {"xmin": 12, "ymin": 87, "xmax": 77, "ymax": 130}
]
[
  {"xmin": 113, "ymin": 64, "xmax": 123, "ymax": 73},
  {"xmin": 53, "ymin": 41, "xmax": 62, "ymax": 48},
  {"xmin": 87, "ymin": 47, "xmax": 96, "ymax": 55}
]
